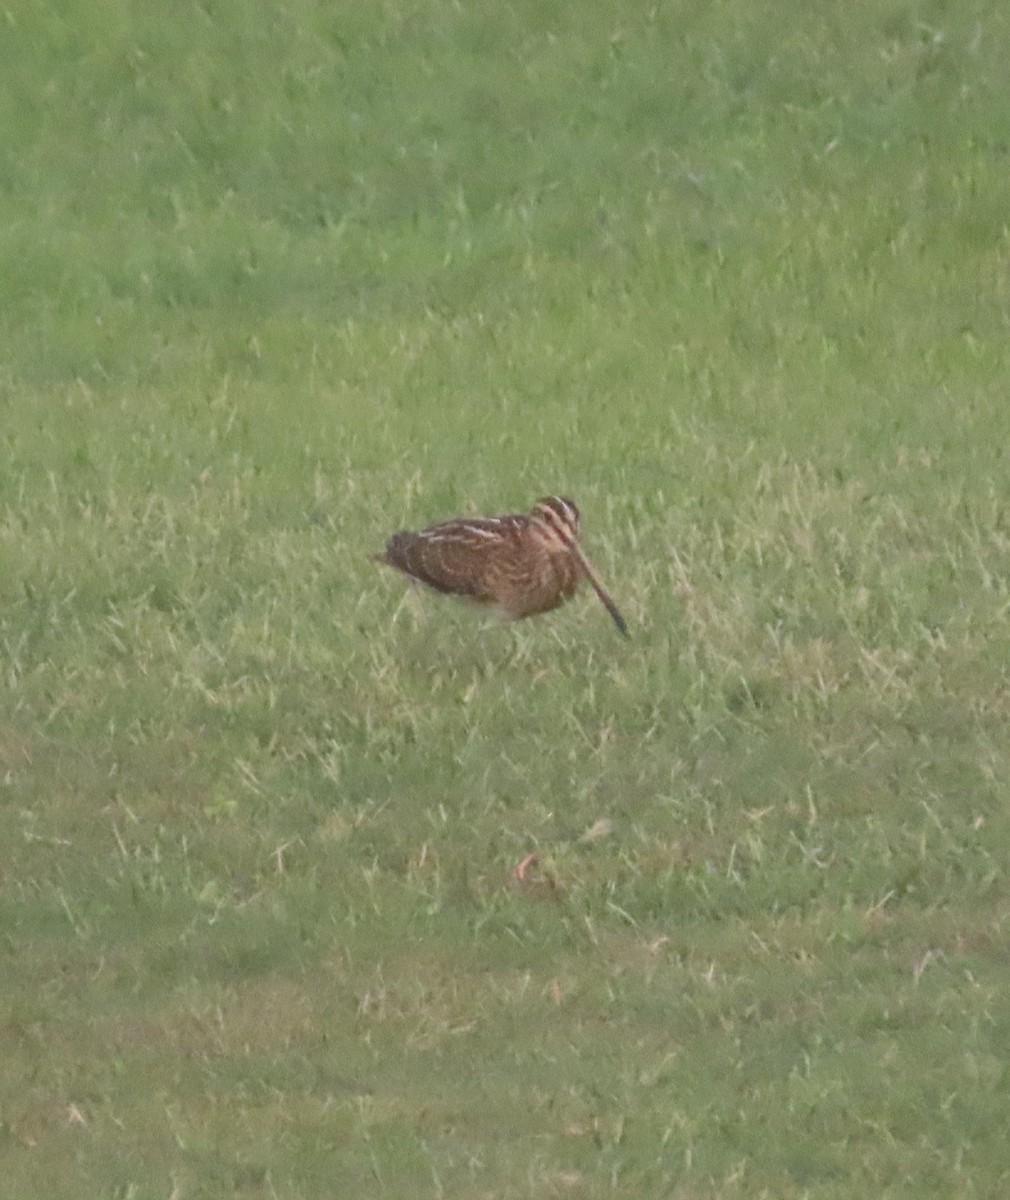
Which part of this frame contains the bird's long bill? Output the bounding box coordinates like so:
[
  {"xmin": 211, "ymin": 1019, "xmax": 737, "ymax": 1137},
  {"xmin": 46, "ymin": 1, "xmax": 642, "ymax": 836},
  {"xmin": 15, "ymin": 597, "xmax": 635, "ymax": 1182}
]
[{"xmin": 572, "ymin": 544, "xmax": 629, "ymax": 636}]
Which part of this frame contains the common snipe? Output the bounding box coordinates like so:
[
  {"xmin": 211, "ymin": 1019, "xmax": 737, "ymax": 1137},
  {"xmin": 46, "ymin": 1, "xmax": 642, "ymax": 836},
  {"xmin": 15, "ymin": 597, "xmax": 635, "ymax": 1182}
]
[{"xmin": 374, "ymin": 496, "xmax": 628, "ymax": 635}]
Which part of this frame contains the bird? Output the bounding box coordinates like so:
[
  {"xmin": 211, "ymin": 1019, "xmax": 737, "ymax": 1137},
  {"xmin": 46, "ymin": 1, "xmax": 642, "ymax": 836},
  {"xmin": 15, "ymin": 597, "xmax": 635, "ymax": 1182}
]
[{"xmin": 373, "ymin": 495, "xmax": 628, "ymax": 636}]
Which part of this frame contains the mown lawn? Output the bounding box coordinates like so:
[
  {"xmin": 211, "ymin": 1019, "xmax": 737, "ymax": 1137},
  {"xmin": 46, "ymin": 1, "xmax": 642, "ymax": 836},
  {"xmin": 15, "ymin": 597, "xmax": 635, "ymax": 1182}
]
[{"xmin": 3, "ymin": 2, "xmax": 1010, "ymax": 1196}]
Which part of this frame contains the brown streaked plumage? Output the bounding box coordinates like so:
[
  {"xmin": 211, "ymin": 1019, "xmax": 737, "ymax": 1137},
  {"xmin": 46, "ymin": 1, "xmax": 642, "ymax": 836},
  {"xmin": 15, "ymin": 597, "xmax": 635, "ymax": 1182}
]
[{"xmin": 373, "ymin": 496, "xmax": 628, "ymax": 635}]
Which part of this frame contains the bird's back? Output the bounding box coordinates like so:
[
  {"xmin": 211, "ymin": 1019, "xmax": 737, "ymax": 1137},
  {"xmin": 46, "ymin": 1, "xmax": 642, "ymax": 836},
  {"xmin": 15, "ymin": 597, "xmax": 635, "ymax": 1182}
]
[{"xmin": 378, "ymin": 514, "xmax": 529, "ymax": 603}]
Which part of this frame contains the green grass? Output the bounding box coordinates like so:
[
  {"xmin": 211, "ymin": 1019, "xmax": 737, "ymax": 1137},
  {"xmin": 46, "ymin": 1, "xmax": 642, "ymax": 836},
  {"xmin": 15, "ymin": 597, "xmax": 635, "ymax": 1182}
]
[{"xmin": 4, "ymin": 1, "xmax": 1010, "ymax": 1195}]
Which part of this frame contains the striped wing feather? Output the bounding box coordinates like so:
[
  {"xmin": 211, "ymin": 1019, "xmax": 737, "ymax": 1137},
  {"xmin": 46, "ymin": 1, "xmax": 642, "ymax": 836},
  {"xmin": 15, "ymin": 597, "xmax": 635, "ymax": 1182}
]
[{"xmin": 380, "ymin": 516, "xmax": 525, "ymax": 601}]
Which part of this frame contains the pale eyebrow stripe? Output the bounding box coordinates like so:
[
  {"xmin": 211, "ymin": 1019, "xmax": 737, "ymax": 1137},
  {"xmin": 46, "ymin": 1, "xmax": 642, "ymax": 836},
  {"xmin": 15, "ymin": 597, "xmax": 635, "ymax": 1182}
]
[{"xmin": 542, "ymin": 508, "xmax": 572, "ymax": 535}]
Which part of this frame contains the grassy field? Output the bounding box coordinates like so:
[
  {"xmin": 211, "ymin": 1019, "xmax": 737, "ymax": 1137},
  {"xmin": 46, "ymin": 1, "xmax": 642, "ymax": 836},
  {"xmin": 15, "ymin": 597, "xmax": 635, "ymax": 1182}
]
[{"xmin": 4, "ymin": 1, "xmax": 1010, "ymax": 1195}]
